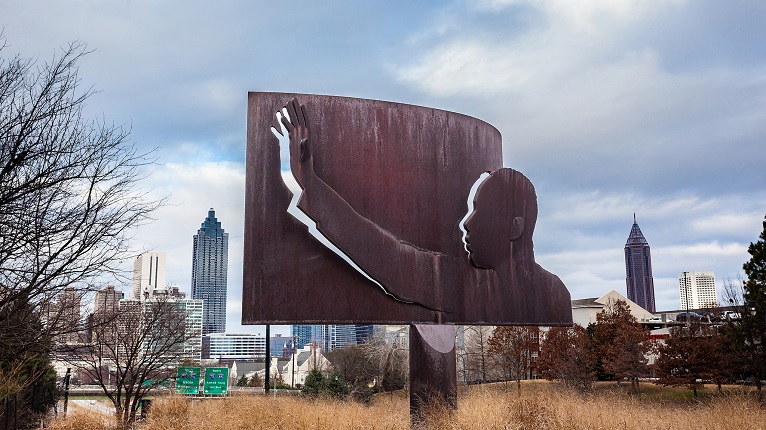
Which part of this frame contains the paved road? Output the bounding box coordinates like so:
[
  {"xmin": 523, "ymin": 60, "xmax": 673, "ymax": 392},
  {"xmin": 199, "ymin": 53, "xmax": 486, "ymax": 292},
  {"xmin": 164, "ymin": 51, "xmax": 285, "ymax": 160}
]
[{"xmin": 71, "ymin": 399, "xmax": 114, "ymax": 418}]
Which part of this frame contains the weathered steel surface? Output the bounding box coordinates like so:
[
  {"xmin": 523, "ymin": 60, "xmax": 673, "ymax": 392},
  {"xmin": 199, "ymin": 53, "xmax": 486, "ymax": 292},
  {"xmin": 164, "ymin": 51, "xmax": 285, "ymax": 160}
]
[
  {"xmin": 242, "ymin": 92, "xmax": 572, "ymax": 325},
  {"xmin": 409, "ymin": 324, "xmax": 457, "ymax": 424}
]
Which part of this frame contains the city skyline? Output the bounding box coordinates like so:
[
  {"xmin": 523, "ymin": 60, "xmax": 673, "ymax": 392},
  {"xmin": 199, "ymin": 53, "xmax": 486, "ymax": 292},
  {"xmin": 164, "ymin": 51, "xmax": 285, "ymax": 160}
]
[
  {"xmin": 292, "ymin": 325, "xmax": 373, "ymax": 352},
  {"xmin": 5, "ymin": 1, "xmax": 765, "ymax": 334}
]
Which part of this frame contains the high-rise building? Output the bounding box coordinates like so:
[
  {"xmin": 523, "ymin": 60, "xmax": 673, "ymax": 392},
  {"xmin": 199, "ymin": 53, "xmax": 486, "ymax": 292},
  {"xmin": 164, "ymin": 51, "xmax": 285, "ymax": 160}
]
[
  {"xmin": 132, "ymin": 252, "xmax": 166, "ymax": 300},
  {"xmin": 173, "ymin": 298, "xmax": 204, "ymax": 362},
  {"xmin": 293, "ymin": 325, "xmax": 326, "ymax": 350},
  {"xmin": 679, "ymin": 271, "xmax": 717, "ymax": 310},
  {"xmin": 292, "ymin": 324, "xmax": 365, "ymax": 351},
  {"xmin": 117, "ymin": 297, "xmax": 203, "ymax": 364},
  {"xmin": 191, "ymin": 208, "xmax": 229, "ymax": 335},
  {"xmin": 624, "ymin": 215, "xmax": 656, "ymax": 313},
  {"xmin": 330, "ymin": 325, "xmax": 358, "ymax": 350},
  {"xmin": 201, "ymin": 333, "xmax": 295, "ymax": 359},
  {"xmin": 46, "ymin": 287, "xmax": 83, "ymax": 344},
  {"xmin": 94, "ymin": 285, "xmax": 123, "ymax": 316},
  {"xmin": 354, "ymin": 324, "xmax": 374, "ymax": 344}
]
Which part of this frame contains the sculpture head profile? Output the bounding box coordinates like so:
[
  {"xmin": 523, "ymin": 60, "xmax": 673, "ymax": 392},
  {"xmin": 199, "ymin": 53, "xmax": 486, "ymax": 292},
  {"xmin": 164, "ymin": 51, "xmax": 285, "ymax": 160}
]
[{"xmin": 464, "ymin": 168, "xmax": 538, "ymax": 270}]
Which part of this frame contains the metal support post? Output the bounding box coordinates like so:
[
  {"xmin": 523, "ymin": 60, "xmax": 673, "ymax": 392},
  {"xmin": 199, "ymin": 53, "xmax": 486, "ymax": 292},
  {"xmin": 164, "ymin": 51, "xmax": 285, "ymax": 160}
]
[
  {"xmin": 409, "ymin": 324, "xmax": 457, "ymax": 426},
  {"xmin": 264, "ymin": 325, "xmax": 270, "ymax": 393}
]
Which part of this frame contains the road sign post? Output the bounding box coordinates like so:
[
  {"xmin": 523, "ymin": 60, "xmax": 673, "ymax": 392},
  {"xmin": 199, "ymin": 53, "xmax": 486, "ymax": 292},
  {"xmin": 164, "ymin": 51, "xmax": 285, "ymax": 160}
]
[
  {"xmin": 203, "ymin": 367, "xmax": 229, "ymax": 395},
  {"xmin": 176, "ymin": 367, "xmax": 201, "ymax": 395}
]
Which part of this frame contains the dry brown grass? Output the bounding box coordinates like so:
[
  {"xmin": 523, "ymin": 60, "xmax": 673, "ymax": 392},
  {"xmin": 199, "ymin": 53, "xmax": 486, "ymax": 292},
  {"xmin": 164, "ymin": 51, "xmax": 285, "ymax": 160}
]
[
  {"xmin": 46, "ymin": 409, "xmax": 111, "ymax": 430},
  {"xmin": 49, "ymin": 382, "xmax": 766, "ymax": 429}
]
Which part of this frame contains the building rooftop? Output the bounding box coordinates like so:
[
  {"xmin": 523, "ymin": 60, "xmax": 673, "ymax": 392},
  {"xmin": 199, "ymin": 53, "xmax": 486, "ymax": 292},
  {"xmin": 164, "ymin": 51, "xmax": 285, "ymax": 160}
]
[{"xmin": 571, "ymin": 298, "xmax": 600, "ymax": 308}]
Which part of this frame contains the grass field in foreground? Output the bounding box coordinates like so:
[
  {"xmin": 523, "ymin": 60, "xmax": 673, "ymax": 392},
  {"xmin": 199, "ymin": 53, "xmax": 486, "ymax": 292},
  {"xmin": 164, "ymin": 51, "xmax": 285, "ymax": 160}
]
[{"xmin": 49, "ymin": 381, "xmax": 766, "ymax": 429}]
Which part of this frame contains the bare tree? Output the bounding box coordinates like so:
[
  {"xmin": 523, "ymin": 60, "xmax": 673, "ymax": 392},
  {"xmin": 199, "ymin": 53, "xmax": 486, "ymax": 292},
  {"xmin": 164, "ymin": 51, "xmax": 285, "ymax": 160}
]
[
  {"xmin": 463, "ymin": 325, "xmax": 495, "ymax": 383},
  {"xmin": 361, "ymin": 328, "xmax": 408, "ymax": 393},
  {"xmin": 326, "ymin": 345, "xmax": 376, "ymax": 400},
  {"xmin": 487, "ymin": 326, "xmax": 538, "ymax": 395},
  {"xmin": 0, "ymin": 36, "xmax": 163, "ymax": 407},
  {"xmin": 60, "ymin": 297, "xmax": 187, "ymax": 429}
]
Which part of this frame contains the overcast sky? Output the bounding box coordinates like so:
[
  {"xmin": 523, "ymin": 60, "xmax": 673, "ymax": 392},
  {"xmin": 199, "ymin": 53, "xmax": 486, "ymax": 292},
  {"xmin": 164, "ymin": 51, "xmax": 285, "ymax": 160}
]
[{"xmin": 4, "ymin": 0, "xmax": 765, "ymax": 335}]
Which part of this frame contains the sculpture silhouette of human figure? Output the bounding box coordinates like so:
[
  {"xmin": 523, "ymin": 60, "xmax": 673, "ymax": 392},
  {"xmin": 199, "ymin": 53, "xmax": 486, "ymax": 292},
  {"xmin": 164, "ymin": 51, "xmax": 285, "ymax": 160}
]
[
  {"xmin": 274, "ymin": 98, "xmax": 570, "ymax": 323},
  {"xmin": 464, "ymin": 168, "xmax": 571, "ymax": 321}
]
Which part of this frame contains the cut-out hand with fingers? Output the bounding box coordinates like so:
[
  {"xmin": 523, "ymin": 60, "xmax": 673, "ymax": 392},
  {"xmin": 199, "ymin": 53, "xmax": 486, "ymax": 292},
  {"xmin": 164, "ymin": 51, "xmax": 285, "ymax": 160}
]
[{"xmin": 271, "ymin": 97, "xmax": 448, "ymax": 314}]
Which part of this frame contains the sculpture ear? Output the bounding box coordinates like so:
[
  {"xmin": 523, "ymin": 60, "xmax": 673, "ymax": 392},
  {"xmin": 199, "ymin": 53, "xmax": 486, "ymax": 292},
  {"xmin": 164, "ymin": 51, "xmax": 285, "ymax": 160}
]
[{"xmin": 510, "ymin": 216, "xmax": 524, "ymax": 241}]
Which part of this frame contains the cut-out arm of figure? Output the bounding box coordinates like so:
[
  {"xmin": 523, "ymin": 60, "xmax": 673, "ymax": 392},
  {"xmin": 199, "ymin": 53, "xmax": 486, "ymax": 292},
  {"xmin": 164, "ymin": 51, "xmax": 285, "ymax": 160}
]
[{"xmin": 276, "ymin": 98, "xmax": 446, "ymax": 313}]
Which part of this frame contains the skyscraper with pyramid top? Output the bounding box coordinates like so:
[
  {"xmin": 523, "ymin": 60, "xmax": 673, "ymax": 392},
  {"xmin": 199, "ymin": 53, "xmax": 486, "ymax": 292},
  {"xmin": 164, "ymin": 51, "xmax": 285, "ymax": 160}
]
[{"xmin": 624, "ymin": 214, "xmax": 656, "ymax": 313}]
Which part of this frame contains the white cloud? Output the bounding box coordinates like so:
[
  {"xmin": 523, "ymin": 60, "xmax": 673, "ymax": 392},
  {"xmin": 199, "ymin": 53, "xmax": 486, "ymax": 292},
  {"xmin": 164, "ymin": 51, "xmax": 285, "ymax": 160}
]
[{"xmin": 395, "ymin": 40, "xmax": 532, "ymax": 97}]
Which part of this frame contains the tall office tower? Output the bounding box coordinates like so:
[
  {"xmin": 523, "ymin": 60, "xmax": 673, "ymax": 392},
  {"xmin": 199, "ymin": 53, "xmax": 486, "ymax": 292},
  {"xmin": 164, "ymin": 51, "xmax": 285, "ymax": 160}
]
[
  {"xmin": 47, "ymin": 287, "xmax": 83, "ymax": 344},
  {"xmin": 91, "ymin": 285, "xmax": 123, "ymax": 343},
  {"xmin": 331, "ymin": 325, "xmax": 358, "ymax": 350},
  {"xmin": 354, "ymin": 324, "xmax": 374, "ymax": 344},
  {"xmin": 117, "ymin": 297, "xmax": 203, "ymax": 364},
  {"xmin": 94, "ymin": 285, "xmax": 123, "ymax": 316},
  {"xmin": 191, "ymin": 208, "xmax": 229, "ymax": 335},
  {"xmin": 624, "ymin": 215, "xmax": 656, "ymax": 313},
  {"xmin": 132, "ymin": 252, "xmax": 166, "ymax": 300},
  {"xmin": 269, "ymin": 334, "xmax": 296, "ymax": 358},
  {"xmin": 293, "ymin": 325, "xmax": 327, "ymax": 350},
  {"xmin": 173, "ymin": 298, "xmax": 204, "ymax": 362},
  {"xmin": 679, "ymin": 271, "xmax": 717, "ymax": 310}
]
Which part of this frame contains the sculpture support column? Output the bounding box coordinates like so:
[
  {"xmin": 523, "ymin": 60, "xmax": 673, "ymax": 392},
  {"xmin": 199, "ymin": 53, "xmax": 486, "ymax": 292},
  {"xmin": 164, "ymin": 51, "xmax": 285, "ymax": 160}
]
[{"xmin": 409, "ymin": 324, "xmax": 457, "ymax": 425}]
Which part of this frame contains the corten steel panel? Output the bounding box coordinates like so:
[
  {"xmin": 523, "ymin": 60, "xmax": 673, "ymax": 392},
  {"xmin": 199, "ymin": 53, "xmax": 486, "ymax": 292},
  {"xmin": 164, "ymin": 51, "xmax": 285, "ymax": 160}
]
[
  {"xmin": 409, "ymin": 324, "xmax": 457, "ymax": 420},
  {"xmin": 242, "ymin": 92, "xmax": 572, "ymax": 325}
]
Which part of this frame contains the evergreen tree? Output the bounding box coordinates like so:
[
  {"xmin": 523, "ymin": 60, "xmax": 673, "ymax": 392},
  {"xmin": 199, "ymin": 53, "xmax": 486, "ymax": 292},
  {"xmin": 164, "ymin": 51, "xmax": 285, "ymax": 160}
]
[
  {"xmin": 741, "ymin": 214, "xmax": 766, "ymax": 404},
  {"xmin": 301, "ymin": 368, "xmax": 325, "ymax": 398},
  {"xmin": 236, "ymin": 375, "xmax": 248, "ymax": 387},
  {"xmin": 0, "ymin": 295, "xmax": 58, "ymax": 428}
]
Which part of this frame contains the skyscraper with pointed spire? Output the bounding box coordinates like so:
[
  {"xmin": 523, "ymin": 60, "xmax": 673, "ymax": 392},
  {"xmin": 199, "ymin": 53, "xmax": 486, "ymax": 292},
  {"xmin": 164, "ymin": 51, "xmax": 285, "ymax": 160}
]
[
  {"xmin": 192, "ymin": 208, "xmax": 229, "ymax": 335},
  {"xmin": 624, "ymin": 214, "xmax": 656, "ymax": 313}
]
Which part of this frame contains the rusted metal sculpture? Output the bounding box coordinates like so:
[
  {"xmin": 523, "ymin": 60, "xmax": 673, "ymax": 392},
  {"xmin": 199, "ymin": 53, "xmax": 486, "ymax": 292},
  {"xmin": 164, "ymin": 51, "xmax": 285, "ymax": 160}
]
[
  {"xmin": 243, "ymin": 93, "xmax": 571, "ymax": 326},
  {"xmin": 242, "ymin": 93, "xmax": 572, "ymax": 421},
  {"xmin": 409, "ymin": 325, "xmax": 457, "ymax": 421}
]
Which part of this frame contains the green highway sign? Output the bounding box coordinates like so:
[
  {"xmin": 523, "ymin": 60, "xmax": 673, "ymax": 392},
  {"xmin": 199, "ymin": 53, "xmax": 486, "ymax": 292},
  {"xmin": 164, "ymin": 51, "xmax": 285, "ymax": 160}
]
[
  {"xmin": 176, "ymin": 367, "xmax": 201, "ymax": 395},
  {"xmin": 203, "ymin": 367, "xmax": 228, "ymax": 395}
]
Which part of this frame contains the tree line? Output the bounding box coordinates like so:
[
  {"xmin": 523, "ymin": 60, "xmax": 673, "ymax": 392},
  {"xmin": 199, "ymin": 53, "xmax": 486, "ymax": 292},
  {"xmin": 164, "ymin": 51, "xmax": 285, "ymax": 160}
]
[
  {"xmin": 537, "ymin": 216, "xmax": 766, "ymax": 402},
  {"xmin": 317, "ymin": 215, "xmax": 766, "ymax": 405},
  {"xmin": 457, "ymin": 215, "xmax": 766, "ymax": 403}
]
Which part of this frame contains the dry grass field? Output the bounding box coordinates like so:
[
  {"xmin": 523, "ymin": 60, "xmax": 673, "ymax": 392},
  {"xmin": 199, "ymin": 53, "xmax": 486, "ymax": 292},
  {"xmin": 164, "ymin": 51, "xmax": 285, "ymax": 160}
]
[{"xmin": 48, "ymin": 381, "xmax": 766, "ymax": 429}]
